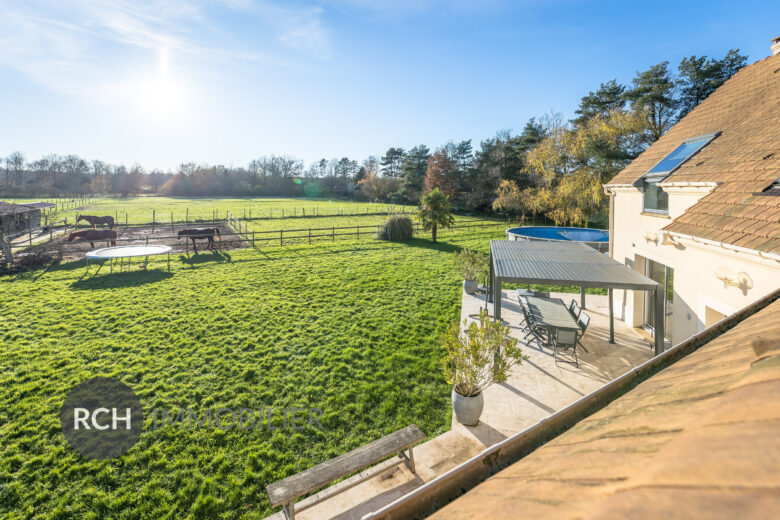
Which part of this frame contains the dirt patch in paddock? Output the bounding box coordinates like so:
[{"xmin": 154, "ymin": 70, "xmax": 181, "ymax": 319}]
[{"xmin": 26, "ymin": 223, "xmax": 249, "ymax": 261}]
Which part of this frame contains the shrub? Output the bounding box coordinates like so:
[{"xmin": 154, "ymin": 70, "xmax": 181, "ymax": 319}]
[
  {"xmin": 441, "ymin": 309, "xmax": 526, "ymax": 397},
  {"xmin": 376, "ymin": 215, "xmax": 414, "ymax": 242},
  {"xmin": 453, "ymin": 249, "xmax": 488, "ymax": 282}
]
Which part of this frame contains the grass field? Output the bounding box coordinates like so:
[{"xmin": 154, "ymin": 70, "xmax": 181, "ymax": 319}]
[
  {"xmin": 3, "ymin": 196, "xmax": 511, "ymax": 236},
  {"xmin": 0, "ymin": 218, "xmax": 505, "ymax": 519},
  {"xmin": 25, "ymin": 196, "xmax": 421, "ymax": 225}
]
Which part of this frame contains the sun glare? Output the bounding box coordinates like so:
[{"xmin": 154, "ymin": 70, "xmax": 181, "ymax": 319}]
[{"xmin": 131, "ymin": 46, "xmax": 190, "ymax": 120}]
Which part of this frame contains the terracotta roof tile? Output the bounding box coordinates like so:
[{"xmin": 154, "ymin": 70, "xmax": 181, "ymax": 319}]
[{"xmin": 609, "ymin": 54, "xmax": 780, "ymax": 253}]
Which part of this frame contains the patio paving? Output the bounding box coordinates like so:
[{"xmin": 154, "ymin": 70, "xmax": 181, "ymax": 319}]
[
  {"xmin": 264, "ymin": 289, "xmax": 653, "ymax": 520},
  {"xmin": 453, "ymin": 289, "xmax": 654, "ymax": 446}
]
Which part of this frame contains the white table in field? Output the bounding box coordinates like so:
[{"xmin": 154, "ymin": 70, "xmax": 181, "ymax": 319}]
[{"xmin": 85, "ymin": 245, "xmax": 172, "ymax": 273}]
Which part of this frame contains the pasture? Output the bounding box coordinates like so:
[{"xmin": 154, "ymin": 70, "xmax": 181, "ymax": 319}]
[
  {"xmin": 39, "ymin": 196, "xmax": 420, "ymax": 226},
  {"xmin": 0, "ymin": 198, "xmax": 505, "ymax": 519}
]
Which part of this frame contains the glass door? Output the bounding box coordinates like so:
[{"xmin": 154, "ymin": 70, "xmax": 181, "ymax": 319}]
[{"xmin": 643, "ymin": 259, "xmax": 673, "ymax": 346}]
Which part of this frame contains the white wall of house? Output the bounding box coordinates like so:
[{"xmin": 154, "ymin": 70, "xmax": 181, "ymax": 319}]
[{"xmin": 609, "ymin": 185, "xmax": 780, "ymax": 348}]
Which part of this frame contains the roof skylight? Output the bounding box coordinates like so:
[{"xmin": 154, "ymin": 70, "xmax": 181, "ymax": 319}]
[{"xmin": 645, "ymin": 132, "xmax": 719, "ymax": 178}]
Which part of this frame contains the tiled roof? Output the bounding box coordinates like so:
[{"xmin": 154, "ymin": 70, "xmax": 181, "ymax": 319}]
[
  {"xmin": 607, "ymin": 53, "xmax": 780, "ymax": 254},
  {"xmin": 429, "ymin": 295, "xmax": 780, "ymax": 519}
]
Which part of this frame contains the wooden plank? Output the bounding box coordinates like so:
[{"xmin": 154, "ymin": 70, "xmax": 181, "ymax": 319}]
[{"xmin": 267, "ymin": 424, "xmax": 424, "ymax": 507}]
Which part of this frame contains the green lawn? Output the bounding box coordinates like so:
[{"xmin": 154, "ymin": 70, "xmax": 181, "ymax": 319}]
[
  {"xmin": 0, "ymin": 227, "xmax": 504, "ymax": 519},
  {"xmin": 1, "ymin": 196, "xmax": 511, "ymax": 237},
  {"xmin": 61, "ymin": 196, "xmax": 419, "ymax": 225}
]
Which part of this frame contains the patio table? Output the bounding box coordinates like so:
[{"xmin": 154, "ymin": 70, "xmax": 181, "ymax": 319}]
[{"xmin": 521, "ymin": 296, "xmax": 581, "ymax": 346}]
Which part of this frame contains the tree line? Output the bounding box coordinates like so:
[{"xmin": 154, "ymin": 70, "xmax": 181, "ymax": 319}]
[{"xmin": 1, "ymin": 50, "xmax": 746, "ymax": 225}]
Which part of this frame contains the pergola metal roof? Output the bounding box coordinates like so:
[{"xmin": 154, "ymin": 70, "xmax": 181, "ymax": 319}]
[{"xmin": 488, "ymin": 240, "xmax": 665, "ymax": 354}]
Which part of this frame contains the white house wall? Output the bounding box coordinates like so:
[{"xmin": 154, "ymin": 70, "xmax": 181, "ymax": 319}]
[{"xmin": 610, "ymin": 186, "xmax": 780, "ymax": 347}]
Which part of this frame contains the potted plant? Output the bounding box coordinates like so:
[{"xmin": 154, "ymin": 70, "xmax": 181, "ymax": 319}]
[
  {"xmin": 441, "ymin": 309, "xmax": 525, "ymax": 426},
  {"xmin": 454, "ymin": 249, "xmax": 488, "ymax": 295}
]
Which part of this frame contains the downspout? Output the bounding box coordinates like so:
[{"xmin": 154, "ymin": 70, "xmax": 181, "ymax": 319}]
[{"xmin": 608, "ymin": 189, "xmax": 614, "ymax": 259}]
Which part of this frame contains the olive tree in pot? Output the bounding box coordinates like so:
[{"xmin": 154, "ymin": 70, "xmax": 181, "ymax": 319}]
[
  {"xmin": 442, "ymin": 309, "xmax": 526, "ymax": 426},
  {"xmin": 454, "ymin": 249, "xmax": 488, "ymax": 295}
]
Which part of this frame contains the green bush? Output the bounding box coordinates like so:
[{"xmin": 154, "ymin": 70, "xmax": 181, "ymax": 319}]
[
  {"xmin": 453, "ymin": 249, "xmax": 488, "ymax": 282},
  {"xmin": 376, "ymin": 215, "xmax": 414, "ymax": 242}
]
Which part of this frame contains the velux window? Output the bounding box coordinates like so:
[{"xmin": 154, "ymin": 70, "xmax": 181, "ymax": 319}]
[{"xmin": 641, "ymin": 132, "xmax": 719, "ymax": 214}]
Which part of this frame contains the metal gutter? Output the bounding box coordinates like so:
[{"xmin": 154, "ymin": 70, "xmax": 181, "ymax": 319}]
[
  {"xmin": 361, "ymin": 288, "xmax": 780, "ymax": 520},
  {"xmin": 663, "ymin": 230, "xmax": 780, "ymax": 262}
]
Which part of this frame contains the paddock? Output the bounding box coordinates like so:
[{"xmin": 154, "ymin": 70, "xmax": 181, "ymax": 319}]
[{"xmin": 23, "ymin": 223, "xmax": 250, "ymax": 261}]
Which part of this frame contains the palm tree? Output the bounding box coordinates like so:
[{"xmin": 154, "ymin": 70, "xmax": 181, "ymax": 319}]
[{"xmin": 417, "ymin": 188, "xmax": 455, "ymax": 243}]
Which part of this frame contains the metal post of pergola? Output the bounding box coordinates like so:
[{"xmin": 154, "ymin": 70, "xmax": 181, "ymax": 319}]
[{"xmin": 488, "ymin": 240, "xmax": 665, "ymax": 356}]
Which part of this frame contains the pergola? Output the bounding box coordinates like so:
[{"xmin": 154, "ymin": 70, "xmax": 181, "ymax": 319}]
[{"xmin": 488, "ymin": 240, "xmax": 665, "ymax": 355}]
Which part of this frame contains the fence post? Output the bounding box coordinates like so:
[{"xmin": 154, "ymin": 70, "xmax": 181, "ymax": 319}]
[
  {"xmin": 252, "ymin": 231, "xmax": 255, "ymax": 248},
  {"xmin": 357, "ymin": 225, "xmax": 360, "ymax": 239},
  {"xmin": 308, "ymin": 228, "xmax": 311, "ymax": 244},
  {"xmin": 332, "ymin": 227, "xmax": 335, "ymax": 241},
  {"xmin": 280, "ymin": 230, "xmax": 283, "ymax": 246}
]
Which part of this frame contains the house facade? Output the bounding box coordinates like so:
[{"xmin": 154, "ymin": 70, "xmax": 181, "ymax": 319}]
[{"xmin": 605, "ymin": 44, "xmax": 780, "ymax": 348}]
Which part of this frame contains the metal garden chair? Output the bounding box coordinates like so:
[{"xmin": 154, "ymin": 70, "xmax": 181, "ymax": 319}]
[
  {"xmin": 576, "ymin": 312, "xmax": 591, "ymax": 352},
  {"xmin": 569, "ymin": 299, "xmax": 582, "ymax": 320},
  {"xmin": 552, "ymin": 328, "xmax": 579, "ymax": 367}
]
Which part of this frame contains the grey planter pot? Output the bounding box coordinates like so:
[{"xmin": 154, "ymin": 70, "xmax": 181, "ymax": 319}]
[
  {"xmin": 451, "ymin": 389, "xmax": 484, "ymax": 426},
  {"xmin": 463, "ymin": 279, "xmax": 478, "ymax": 295}
]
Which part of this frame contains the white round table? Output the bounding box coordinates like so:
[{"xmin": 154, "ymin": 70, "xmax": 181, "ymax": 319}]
[{"xmin": 85, "ymin": 245, "xmax": 173, "ymax": 273}]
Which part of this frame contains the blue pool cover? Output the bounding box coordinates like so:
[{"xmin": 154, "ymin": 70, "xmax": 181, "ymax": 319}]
[{"xmin": 507, "ymin": 226, "xmax": 609, "ymax": 243}]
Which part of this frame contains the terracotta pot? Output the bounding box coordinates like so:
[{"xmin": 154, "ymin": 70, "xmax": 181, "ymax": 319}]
[{"xmin": 452, "ymin": 388, "xmax": 484, "ymax": 426}]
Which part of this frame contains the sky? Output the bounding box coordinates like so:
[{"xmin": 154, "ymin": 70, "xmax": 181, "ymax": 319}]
[{"xmin": 1, "ymin": 0, "xmax": 778, "ymax": 171}]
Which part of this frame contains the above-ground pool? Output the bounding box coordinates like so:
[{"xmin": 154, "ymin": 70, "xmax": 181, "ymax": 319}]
[{"xmin": 506, "ymin": 226, "xmax": 609, "ymax": 252}]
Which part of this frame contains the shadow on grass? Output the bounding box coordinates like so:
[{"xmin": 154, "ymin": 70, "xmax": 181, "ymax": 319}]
[
  {"xmin": 70, "ymin": 269, "xmax": 174, "ymax": 290},
  {"xmin": 179, "ymin": 251, "xmax": 232, "ymax": 266},
  {"xmin": 401, "ymin": 238, "xmax": 464, "ymax": 254}
]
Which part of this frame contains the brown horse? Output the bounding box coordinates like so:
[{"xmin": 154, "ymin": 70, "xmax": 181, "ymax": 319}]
[
  {"xmin": 178, "ymin": 228, "xmax": 220, "ymax": 253},
  {"xmin": 67, "ymin": 229, "xmax": 118, "ymax": 249},
  {"xmin": 77, "ymin": 215, "xmax": 115, "ymax": 229}
]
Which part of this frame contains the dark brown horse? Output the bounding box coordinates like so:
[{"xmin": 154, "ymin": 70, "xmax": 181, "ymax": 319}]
[
  {"xmin": 77, "ymin": 215, "xmax": 115, "ymax": 229},
  {"xmin": 178, "ymin": 228, "xmax": 221, "ymax": 253},
  {"xmin": 67, "ymin": 229, "xmax": 118, "ymax": 249}
]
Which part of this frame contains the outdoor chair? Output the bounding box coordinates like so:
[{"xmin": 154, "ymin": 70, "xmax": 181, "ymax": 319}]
[
  {"xmin": 577, "ymin": 312, "xmax": 591, "ymax": 351},
  {"xmin": 516, "ymin": 288, "xmax": 536, "ymax": 301},
  {"xmin": 569, "ymin": 299, "xmax": 582, "ymax": 320},
  {"xmin": 552, "ymin": 328, "xmax": 578, "ymax": 367},
  {"xmin": 520, "ymin": 301, "xmax": 545, "ymax": 346}
]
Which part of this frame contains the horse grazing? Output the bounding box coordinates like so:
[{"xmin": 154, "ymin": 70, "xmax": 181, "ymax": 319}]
[
  {"xmin": 178, "ymin": 228, "xmax": 221, "ymax": 253},
  {"xmin": 67, "ymin": 229, "xmax": 118, "ymax": 249},
  {"xmin": 77, "ymin": 215, "xmax": 115, "ymax": 229}
]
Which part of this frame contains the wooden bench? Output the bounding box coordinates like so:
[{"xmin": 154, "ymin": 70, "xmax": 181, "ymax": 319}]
[{"xmin": 266, "ymin": 424, "xmax": 425, "ymax": 520}]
